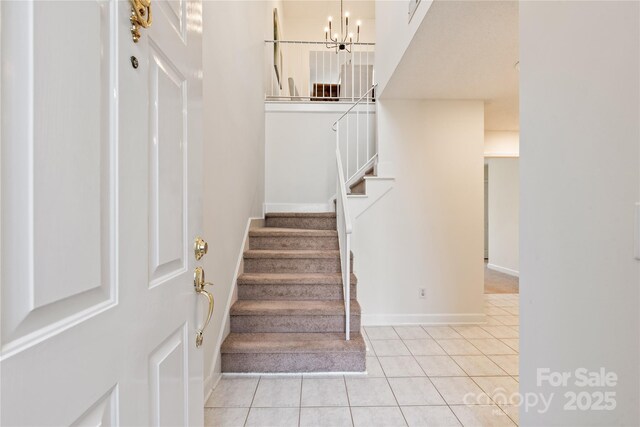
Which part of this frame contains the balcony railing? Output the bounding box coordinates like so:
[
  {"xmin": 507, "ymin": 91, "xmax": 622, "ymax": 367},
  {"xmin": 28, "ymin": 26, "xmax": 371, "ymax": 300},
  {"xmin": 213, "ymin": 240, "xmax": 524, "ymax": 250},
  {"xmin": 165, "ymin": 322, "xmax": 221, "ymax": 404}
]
[{"xmin": 265, "ymin": 40, "xmax": 375, "ymax": 102}]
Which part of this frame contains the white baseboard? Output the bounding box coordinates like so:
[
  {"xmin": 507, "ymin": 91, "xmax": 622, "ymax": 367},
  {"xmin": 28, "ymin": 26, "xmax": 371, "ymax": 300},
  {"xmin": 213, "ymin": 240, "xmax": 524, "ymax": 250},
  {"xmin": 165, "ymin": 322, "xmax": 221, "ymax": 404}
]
[
  {"xmin": 264, "ymin": 203, "xmax": 332, "ymax": 213},
  {"xmin": 362, "ymin": 313, "xmax": 486, "ymax": 326},
  {"xmin": 204, "ymin": 216, "xmax": 263, "ymax": 399},
  {"xmin": 487, "ymin": 263, "xmax": 519, "ymax": 277}
]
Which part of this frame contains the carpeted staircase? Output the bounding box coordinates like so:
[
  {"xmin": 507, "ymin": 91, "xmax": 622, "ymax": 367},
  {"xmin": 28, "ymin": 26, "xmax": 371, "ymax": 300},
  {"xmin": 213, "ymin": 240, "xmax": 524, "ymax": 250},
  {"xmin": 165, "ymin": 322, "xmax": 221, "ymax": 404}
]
[{"xmin": 220, "ymin": 212, "xmax": 366, "ymax": 373}]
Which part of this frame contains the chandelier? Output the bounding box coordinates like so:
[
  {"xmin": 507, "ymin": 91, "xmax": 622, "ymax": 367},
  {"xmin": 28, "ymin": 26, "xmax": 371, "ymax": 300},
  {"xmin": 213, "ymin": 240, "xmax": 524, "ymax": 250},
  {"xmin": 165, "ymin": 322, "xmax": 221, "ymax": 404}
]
[{"xmin": 323, "ymin": 0, "xmax": 361, "ymax": 53}]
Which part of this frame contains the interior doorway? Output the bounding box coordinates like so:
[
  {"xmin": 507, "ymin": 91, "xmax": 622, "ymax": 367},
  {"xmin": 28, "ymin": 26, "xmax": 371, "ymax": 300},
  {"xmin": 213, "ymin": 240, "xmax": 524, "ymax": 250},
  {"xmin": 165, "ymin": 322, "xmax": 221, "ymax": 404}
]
[{"xmin": 484, "ymin": 157, "xmax": 520, "ymax": 294}]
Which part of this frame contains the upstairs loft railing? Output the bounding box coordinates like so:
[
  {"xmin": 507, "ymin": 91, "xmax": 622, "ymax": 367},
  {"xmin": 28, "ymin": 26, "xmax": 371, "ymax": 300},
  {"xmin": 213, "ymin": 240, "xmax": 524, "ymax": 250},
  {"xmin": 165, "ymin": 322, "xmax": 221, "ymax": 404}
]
[
  {"xmin": 265, "ymin": 40, "xmax": 375, "ymax": 102},
  {"xmin": 332, "ymin": 83, "xmax": 378, "ymax": 341}
]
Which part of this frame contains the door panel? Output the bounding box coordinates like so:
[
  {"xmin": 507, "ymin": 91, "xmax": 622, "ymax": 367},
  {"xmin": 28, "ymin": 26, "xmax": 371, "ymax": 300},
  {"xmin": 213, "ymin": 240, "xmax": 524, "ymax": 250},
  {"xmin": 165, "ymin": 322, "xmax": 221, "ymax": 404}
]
[
  {"xmin": 148, "ymin": 43, "xmax": 187, "ymax": 287},
  {"xmin": 1, "ymin": 0, "xmax": 204, "ymax": 425},
  {"xmin": 71, "ymin": 386, "xmax": 119, "ymax": 427},
  {"xmin": 149, "ymin": 324, "xmax": 188, "ymax": 426},
  {"xmin": 1, "ymin": 0, "xmax": 116, "ymax": 359}
]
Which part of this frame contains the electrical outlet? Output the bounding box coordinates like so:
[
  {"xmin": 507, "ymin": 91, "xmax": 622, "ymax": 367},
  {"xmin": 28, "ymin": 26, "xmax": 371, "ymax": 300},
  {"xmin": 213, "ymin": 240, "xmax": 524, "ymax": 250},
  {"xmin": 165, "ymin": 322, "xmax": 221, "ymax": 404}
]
[{"xmin": 419, "ymin": 288, "xmax": 426, "ymax": 298}]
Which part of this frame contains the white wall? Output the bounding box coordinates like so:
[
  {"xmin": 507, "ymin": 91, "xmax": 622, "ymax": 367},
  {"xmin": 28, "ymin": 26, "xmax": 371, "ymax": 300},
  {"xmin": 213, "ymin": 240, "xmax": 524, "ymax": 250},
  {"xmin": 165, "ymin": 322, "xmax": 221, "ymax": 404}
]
[
  {"xmin": 202, "ymin": 0, "xmax": 278, "ymax": 395},
  {"xmin": 375, "ymin": 0, "xmax": 432, "ymax": 95},
  {"xmin": 486, "ymin": 158, "xmax": 519, "ymax": 276},
  {"xmin": 265, "ymin": 104, "xmax": 375, "ymax": 211},
  {"xmin": 353, "ymin": 100, "xmax": 485, "ymax": 324},
  {"xmin": 520, "ymin": 2, "xmax": 639, "ymax": 425},
  {"xmin": 485, "ymin": 131, "xmax": 519, "ymax": 157}
]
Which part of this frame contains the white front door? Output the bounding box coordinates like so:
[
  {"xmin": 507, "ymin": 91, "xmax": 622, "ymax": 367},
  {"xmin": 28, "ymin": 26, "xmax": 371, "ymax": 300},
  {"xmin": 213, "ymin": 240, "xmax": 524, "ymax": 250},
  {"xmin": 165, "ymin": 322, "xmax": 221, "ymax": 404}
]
[{"xmin": 1, "ymin": 1, "xmax": 204, "ymax": 425}]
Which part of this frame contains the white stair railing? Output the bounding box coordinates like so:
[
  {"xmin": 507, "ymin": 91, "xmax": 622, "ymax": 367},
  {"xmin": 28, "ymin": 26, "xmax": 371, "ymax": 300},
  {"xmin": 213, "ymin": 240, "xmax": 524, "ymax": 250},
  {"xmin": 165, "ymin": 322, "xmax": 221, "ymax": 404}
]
[
  {"xmin": 332, "ymin": 84, "xmax": 378, "ymax": 186},
  {"xmin": 335, "ymin": 148, "xmax": 352, "ymax": 340},
  {"xmin": 332, "ymin": 84, "xmax": 377, "ymax": 341},
  {"xmin": 264, "ymin": 40, "xmax": 375, "ymax": 102}
]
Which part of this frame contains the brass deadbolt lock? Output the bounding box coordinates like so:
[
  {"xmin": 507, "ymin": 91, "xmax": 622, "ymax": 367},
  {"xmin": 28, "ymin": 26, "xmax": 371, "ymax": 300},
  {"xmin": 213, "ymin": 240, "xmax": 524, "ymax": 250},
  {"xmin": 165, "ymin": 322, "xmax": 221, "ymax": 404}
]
[{"xmin": 194, "ymin": 236, "xmax": 208, "ymax": 261}]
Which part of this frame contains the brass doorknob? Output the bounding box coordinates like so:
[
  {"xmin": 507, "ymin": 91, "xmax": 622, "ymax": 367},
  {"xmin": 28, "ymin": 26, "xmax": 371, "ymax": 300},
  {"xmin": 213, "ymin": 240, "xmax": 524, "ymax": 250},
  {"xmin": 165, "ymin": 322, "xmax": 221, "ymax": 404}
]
[
  {"xmin": 194, "ymin": 266, "xmax": 214, "ymax": 348},
  {"xmin": 194, "ymin": 236, "xmax": 208, "ymax": 261}
]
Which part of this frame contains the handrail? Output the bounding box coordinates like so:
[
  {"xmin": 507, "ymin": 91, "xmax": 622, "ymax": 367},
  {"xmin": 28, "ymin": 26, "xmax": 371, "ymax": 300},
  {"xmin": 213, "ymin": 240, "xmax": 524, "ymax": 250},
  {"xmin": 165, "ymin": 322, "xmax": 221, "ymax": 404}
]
[
  {"xmin": 332, "ymin": 84, "xmax": 377, "ymax": 131},
  {"xmin": 336, "ymin": 149, "xmax": 353, "ymax": 234},
  {"xmin": 335, "ymin": 148, "xmax": 352, "ymax": 340},
  {"xmin": 265, "ymin": 39, "xmax": 375, "ymax": 46}
]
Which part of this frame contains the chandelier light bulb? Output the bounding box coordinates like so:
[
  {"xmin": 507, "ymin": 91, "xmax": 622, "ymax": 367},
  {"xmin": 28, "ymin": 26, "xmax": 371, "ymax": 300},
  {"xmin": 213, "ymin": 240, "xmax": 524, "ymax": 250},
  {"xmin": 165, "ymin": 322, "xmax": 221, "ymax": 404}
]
[
  {"xmin": 357, "ymin": 20, "xmax": 362, "ymax": 27},
  {"xmin": 334, "ymin": 33, "xmax": 339, "ymax": 40},
  {"xmin": 345, "ymin": 11, "xmax": 350, "ymax": 17},
  {"xmin": 324, "ymin": 27, "xmax": 329, "ymax": 33},
  {"xmin": 328, "ymin": 16, "xmax": 332, "ymax": 22}
]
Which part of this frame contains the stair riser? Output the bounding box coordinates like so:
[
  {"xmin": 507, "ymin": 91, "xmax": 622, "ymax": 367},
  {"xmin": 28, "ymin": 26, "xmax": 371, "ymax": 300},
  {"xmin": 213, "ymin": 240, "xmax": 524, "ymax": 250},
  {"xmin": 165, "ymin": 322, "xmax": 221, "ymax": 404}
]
[
  {"xmin": 265, "ymin": 217, "xmax": 337, "ymax": 230},
  {"xmin": 238, "ymin": 284, "xmax": 357, "ymax": 300},
  {"xmin": 244, "ymin": 258, "xmax": 351, "ymax": 274},
  {"xmin": 350, "ymin": 180, "xmax": 366, "ymax": 194},
  {"xmin": 222, "ymin": 352, "xmax": 366, "ymax": 373},
  {"xmin": 230, "ymin": 314, "xmax": 361, "ymax": 333},
  {"xmin": 250, "ymin": 236, "xmax": 339, "ymax": 250}
]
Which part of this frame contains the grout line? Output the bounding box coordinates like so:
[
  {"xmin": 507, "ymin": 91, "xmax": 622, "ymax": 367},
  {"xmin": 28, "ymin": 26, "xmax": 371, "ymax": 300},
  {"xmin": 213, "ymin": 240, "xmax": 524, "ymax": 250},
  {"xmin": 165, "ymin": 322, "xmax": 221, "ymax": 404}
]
[
  {"xmin": 384, "ymin": 372, "xmax": 409, "ymax": 426},
  {"xmin": 343, "ymin": 374, "xmax": 355, "ymax": 426},
  {"xmin": 298, "ymin": 376, "xmax": 302, "ymax": 427},
  {"xmin": 243, "ymin": 377, "xmax": 261, "ymax": 427}
]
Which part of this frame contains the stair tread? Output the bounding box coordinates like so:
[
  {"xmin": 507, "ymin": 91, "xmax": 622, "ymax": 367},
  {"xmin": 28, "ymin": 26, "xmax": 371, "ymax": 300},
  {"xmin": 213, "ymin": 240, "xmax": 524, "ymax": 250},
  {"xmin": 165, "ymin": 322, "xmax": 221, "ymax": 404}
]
[
  {"xmin": 222, "ymin": 332, "xmax": 365, "ymax": 354},
  {"xmin": 266, "ymin": 212, "xmax": 336, "ymax": 218},
  {"xmin": 244, "ymin": 249, "xmax": 344, "ymax": 259},
  {"xmin": 250, "ymin": 227, "xmax": 337, "ymax": 237},
  {"xmin": 238, "ymin": 272, "xmax": 357, "ymax": 285},
  {"xmin": 231, "ymin": 299, "xmax": 361, "ymax": 316}
]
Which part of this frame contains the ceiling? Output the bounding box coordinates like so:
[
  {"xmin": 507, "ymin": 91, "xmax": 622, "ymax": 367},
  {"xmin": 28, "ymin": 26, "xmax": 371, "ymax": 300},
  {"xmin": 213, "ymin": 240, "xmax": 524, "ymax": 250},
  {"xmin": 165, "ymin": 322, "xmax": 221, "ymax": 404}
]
[
  {"xmin": 282, "ymin": 0, "xmax": 375, "ymax": 20},
  {"xmin": 383, "ymin": 0, "xmax": 519, "ymax": 131}
]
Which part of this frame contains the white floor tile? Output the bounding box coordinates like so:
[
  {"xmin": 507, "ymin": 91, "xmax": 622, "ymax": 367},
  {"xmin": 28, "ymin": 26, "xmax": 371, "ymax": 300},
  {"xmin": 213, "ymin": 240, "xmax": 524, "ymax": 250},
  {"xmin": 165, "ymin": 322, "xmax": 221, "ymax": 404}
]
[
  {"xmin": 430, "ymin": 377, "xmax": 491, "ymax": 405},
  {"xmin": 436, "ymin": 339, "xmax": 483, "ymax": 355},
  {"xmin": 481, "ymin": 325, "xmax": 519, "ymax": 339},
  {"xmin": 422, "ymin": 326, "xmax": 463, "ymax": 339},
  {"xmin": 366, "ymin": 356, "xmax": 385, "ymax": 377},
  {"xmin": 452, "ymin": 355, "xmax": 508, "ymax": 376},
  {"xmin": 501, "ymin": 405, "xmax": 520, "ymax": 425},
  {"xmin": 403, "ymin": 339, "xmax": 446, "ymax": 356},
  {"xmin": 204, "ymin": 408, "xmax": 248, "ymax": 427},
  {"xmin": 379, "ymin": 356, "xmax": 425, "ymax": 377},
  {"xmin": 251, "ymin": 378, "xmax": 301, "ymax": 408},
  {"xmin": 345, "ymin": 377, "xmax": 397, "ymax": 406},
  {"xmin": 371, "ymin": 339, "xmax": 411, "ymax": 356},
  {"xmin": 365, "ymin": 326, "xmax": 400, "ymax": 340},
  {"xmin": 401, "ymin": 406, "xmax": 461, "ymax": 427},
  {"xmin": 453, "ymin": 326, "xmax": 495, "ymax": 339},
  {"xmin": 467, "ymin": 339, "xmax": 517, "ymax": 355},
  {"xmin": 488, "ymin": 355, "xmax": 519, "ymax": 376},
  {"xmin": 414, "ymin": 355, "xmax": 466, "ymax": 377},
  {"xmin": 351, "ymin": 407, "xmax": 407, "ymax": 427},
  {"xmin": 450, "ymin": 404, "xmax": 516, "ymax": 426},
  {"xmin": 300, "ymin": 407, "xmax": 353, "ymax": 427},
  {"xmin": 471, "ymin": 376, "xmax": 520, "ymax": 406},
  {"xmin": 301, "ymin": 378, "xmax": 349, "ymax": 407},
  {"xmin": 388, "ymin": 377, "xmax": 445, "ymax": 405},
  {"xmin": 500, "ymin": 338, "xmax": 519, "ymax": 352},
  {"xmin": 245, "ymin": 408, "xmax": 299, "ymax": 427},
  {"xmin": 393, "ymin": 326, "xmax": 430, "ymax": 339},
  {"xmin": 206, "ymin": 378, "xmax": 259, "ymax": 408},
  {"xmin": 493, "ymin": 315, "xmax": 519, "ymax": 326}
]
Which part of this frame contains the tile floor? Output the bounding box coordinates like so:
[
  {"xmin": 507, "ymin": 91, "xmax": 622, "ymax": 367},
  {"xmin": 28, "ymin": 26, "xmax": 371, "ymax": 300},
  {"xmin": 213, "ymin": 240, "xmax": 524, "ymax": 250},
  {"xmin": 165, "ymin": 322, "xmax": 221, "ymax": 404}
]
[{"xmin": 205, "ymin": 293, "xmax": 519, "ymax": 427}]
